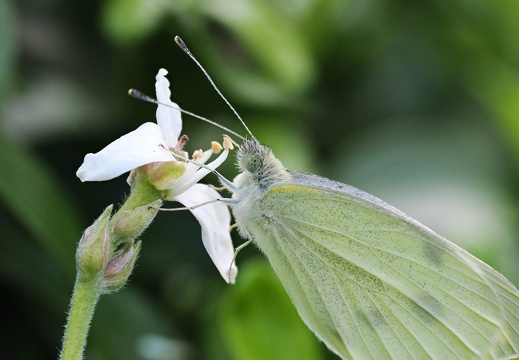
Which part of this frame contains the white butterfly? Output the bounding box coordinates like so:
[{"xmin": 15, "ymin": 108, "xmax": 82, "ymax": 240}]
[
  {"xmin": 174, "ymin": 36, "xmax": 519, "ymax": 360},
  {"xmin": 229, "ymin": 138, "xmax": 519, "ymax": 359}
]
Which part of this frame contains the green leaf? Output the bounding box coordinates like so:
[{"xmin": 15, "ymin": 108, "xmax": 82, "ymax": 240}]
[
  {"xmin": 219, "ymin": 260, "xmax": 324, "ymax": 360},
  {"xmin": 101, "ymin": 0, "xmax": 165, "ymax": 45},
  {"xmin": 0, "ymin": 135, "xmax": 82, "ymax": 275},
  {"xmin": 0, "ymin": 0, "xmax": 15, "ymax": 101},
  {"xmin": 464, "ymin": 53, "xmax": 519, "ymax": 160},
  {"xmin": 204, "ymin": 0, "xmax": 315, "ymax": 92}
]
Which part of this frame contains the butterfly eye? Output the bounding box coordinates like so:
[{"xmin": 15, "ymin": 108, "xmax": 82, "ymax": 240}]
[{"xmin": 245, "ymin": 154, "xmax": 262, "ymax": 173}]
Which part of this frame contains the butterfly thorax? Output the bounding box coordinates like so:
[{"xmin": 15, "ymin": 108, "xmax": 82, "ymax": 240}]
[{"xmin": 230, "ymin": 139, "xmax": 292, "ymax": 238}]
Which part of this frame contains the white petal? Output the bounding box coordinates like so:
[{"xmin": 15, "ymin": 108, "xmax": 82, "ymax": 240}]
[
  {"xmin": 192, "ymin": 148, "xmax": 214, "ymax": 165},
  {"xmin": 169, "ymin": 149, "xmax": 230, "ymax": 197},
  {"xmin": 155, "ymin": 69, "xmax": 181, "ymax": 147},
  {"xmin": 174, "ymin": 184, "xmax": 237, "ymax": 283},
  {"xmin": 190, "ymin": 148, "xmax": 230, "ymax": 184},
  {"xmin": 77, "ymin": 122, "xmax": 175, "ymax": 181}
]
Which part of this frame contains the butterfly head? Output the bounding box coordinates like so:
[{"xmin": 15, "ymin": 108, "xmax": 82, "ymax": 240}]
[
  {"xmin": 235, "ymin": 138, "xmax": 291, "ymax": 190},
  {"xmin": 237, "ymin": 139, "xmax": 267, "ymax": 173}
]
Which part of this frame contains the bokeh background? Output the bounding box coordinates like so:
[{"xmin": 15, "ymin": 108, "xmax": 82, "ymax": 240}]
[{"xmin": 2, "ymin": 0, "xmax": 519, "ymax": 359}]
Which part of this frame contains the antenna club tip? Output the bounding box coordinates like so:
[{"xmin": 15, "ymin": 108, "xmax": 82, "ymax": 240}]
[{"xmin": 174, "ymin": 36, "xmax": 186, "ymax": 49}]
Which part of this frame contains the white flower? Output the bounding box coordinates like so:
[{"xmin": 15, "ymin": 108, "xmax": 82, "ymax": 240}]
[{"xmin": 76, "ymin": 68, "xmax": 237, "ymax": 283}]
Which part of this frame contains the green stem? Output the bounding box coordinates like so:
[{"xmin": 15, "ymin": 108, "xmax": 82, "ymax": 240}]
[
  {"xmin": 59, "ymin": 170, "xmax": 163, "ymax": 358},
  {"xmin": 60, "ymin": 275, "xmax": 102, "ymax": 360},
  {"xmin": 109, "ymin": 172, "xmax": 162, "ymax": 226}
]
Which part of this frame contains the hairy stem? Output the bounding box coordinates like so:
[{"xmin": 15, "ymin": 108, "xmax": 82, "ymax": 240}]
[{"xmin": 60, "ymin": 275, "xmax": 102, "ymax": 359}]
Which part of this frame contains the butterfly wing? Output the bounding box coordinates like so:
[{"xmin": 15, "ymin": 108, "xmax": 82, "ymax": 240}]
[{"xmin": 247, "ymin": 171, "xmax": 519, "ymax": 360}]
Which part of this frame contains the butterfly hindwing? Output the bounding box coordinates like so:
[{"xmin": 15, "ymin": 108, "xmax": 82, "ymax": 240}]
[{"xmin": 247, "ymin": 172, "xmax": 519, "ymax": 360}]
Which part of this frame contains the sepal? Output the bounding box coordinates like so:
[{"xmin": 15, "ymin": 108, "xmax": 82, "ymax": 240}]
[
  {"xmin": 76, "ymin": 205, "xmax": 112, "ymax": 280},
  {"xmin": 101, "ymin": 241, "xmax": 141, "ymax": 294}
]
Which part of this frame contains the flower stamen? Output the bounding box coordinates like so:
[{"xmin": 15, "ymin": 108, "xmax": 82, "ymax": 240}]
[{"xmin": 175, "ymin": 134, "xmax": 189, "ymax": 151}]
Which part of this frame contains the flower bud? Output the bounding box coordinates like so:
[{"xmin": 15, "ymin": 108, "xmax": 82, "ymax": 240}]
[
  {"xmin": 101, "ymin": 241, "xmax": 141, "ymax": 293},
  {"xmin": 76, "ymin": 205, "xmax": 112, "ymax": 280},
  {"xmin": 112, "ymin": 200, "xmax": 162, "ymax": 242},
  {"xmin": 145, "ymin": 160, "xmax": 186, "ymax": 191}
]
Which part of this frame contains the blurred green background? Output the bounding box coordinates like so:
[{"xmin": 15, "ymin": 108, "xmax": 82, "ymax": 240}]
[{"xmin": 2, "ymin": 0, "xmax": 519, "ymax": 359}]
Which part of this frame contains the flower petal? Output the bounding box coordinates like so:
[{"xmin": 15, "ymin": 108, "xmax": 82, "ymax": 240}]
[
  {"xmin": 174, "ymin": 184, "xmax": 237, "ymax": 283},
  {"xmin": 168, "ymin": 148, "xmax": 230, "ymax": 198},
  {"xmin": 77, "ymin": 122, "xmax": 175, "ymax": 181},
  {"xmin": 155, "ymin": 69, "xmax": 181, "ymax": 148},
  {"xmin": 192, "ymin": 148, "xmax": 214, "ymax": 165},
  {"xmin": 189, "ymin": 148, "xmax": 230, "ymax": 185},
  {"xmin": 169, "ymin": 149, "xmax": 213, "ymax": 191}
]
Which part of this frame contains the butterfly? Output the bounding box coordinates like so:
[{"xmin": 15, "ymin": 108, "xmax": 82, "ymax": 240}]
[
  {"xmin": 174, "ymin": 36, "xmax": 519, "ymax": 360},
  {"xmin": 229, "ymin": 137, "xmax": 519, "ymax": 359}
]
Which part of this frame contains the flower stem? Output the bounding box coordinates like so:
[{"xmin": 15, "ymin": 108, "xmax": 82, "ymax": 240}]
[
  {"xmin": 60, "ymin": 275, "xmax": 102, "ymax": 359},
  {"xmin": 109, "ymin": 171, "xmax": 162, "ymax": 226},
  {"xmin": 59, "ymin": 170, "xmax": 162, "ymax": 358}
]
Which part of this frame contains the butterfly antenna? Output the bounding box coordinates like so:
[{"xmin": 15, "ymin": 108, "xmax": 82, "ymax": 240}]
[
  {"xmin": 128, "ymin": 88, "xmax": 244, "ymax": 140},
  {"xmin": 174, "ymin": 36, "xmax": 255, "ymax": 140}
]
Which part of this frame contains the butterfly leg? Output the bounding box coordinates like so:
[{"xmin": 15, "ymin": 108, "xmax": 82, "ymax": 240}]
[
  {"xmin": 154, "ymin": 197, "xmax": 239, "ymax": 212},
  {"xmin": 227, "ymin": 229, "xmax": 253, "ymax": 282}
]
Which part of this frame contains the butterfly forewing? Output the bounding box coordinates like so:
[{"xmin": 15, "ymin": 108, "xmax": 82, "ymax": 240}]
[{"xmin": 249, "ymin": 173, "xmax": 519, "ymax": 360}]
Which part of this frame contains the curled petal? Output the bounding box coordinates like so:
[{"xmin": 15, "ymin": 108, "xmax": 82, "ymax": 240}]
[
  {"xmin": 168, "ymin": 148, "xmax": 229, "ymax": 198},
  {"xmin": 179, "ymin": 150, "xmax": 229, "ymax": 194},
  {"xmin": 77, "ymin": 123, "xmax": 175, "ymax": 181},
  {"xmin": 174, "ymin": 184, "xmax": 237, "ymax": 283},
  {"xmin": 175, "ymin": 148, "xmax": 216, "ymax": 187},
  {"xmin": 192, "ymin": 148, "xmax": 214, "ymax": 165},
  {"xmin": 155, "ymin": 69, "xmax": 181, "ymax": 148}
]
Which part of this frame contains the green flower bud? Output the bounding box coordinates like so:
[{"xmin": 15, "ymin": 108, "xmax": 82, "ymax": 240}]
[
  {"xmin": 145, "ymin": 160, "xmax": 186, "ymax": 191},
  {"xmin": 112, "ymin": 200, "xmax": 162, "ymax": 242},
  {"xmin": 76, "ymin": 205, "xmax": 112, "ymax": 280},
  {"xmin": 101, "ymin": 241, "xmax": 141, "ymax": 293}
]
